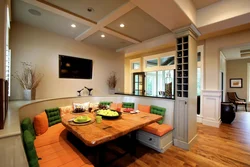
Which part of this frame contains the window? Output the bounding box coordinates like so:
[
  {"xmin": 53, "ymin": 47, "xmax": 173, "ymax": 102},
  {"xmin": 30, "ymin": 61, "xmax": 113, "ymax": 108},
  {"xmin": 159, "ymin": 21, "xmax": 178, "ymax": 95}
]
[
  {"xmin": 132, "ymin": 62, "xmax": 140, "ymax": 70},
  {"xmin": 145, "ymin": 70, "xmax": 175, "ymax": 98},
  {"xmin": 5, "ymin": 6, "xmax": 11, "ymax": 96},
  {"xmin": 160, "ymin": 56, "xmax": 174, "ymax": 66},
  {"xmin": 197, "ymin": 68, "xmax": 201, "ymax": 96},
  {"xmin": 146, "ymin": 59, "xmax": 158, "ymax": 68},
  {"xmin": 197, "ymin": 52, "xmax": 201, "ymax": 62}
]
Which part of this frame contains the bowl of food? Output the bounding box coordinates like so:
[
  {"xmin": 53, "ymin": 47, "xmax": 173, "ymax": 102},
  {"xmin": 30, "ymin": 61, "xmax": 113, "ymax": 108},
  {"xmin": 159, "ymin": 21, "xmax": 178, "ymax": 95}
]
[
  {"xmin": 73, "ymin": 116, "xmax": 91, "ymax": 123},
  {"xmin": 96, "ymin": 109, "xmax": 122, "ymax": 119}
]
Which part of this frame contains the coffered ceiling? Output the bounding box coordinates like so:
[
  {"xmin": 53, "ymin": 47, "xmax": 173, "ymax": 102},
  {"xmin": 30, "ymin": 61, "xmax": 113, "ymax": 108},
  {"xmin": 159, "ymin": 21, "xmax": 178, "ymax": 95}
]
[
  {"xmin": 192, "ymin": 0, "xmax": 221, "ymax": 10},
  {"xmin": 11, "ymin": 0, "xmax": 250, "ymax": 53}
]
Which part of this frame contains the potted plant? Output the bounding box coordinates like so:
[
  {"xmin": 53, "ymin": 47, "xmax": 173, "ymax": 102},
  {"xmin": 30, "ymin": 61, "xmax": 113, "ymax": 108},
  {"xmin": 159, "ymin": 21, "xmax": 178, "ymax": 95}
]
[
  {"xmin": 107, "ymin": 71, "xmax": 117, "ymax": 94},
  {"xmin": 13, "ymin": 62, "xmax": 43, "ymax": 100}
]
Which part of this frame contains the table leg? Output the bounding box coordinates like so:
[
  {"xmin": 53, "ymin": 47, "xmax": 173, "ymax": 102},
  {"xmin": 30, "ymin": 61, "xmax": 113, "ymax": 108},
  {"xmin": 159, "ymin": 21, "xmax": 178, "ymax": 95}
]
[
  {"xmin": 130, "ymin": 130, "xmax": 137, "ymax": 156},
  {"xmin": 95, "ymin": 144, "xmax": 106, "ymax": 167}
]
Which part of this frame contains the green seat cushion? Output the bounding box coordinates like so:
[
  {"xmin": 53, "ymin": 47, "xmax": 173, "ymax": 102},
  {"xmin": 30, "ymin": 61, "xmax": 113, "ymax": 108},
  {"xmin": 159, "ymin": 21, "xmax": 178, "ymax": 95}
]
[
  {"xmin": 21, "ymin": 118, "xmax": 36, "ymax": 139},
  {"xmin": 150, "ymin": 105, "xmax": 166, "ymax": 124},
  {"xmin": 45, "ymin": 107, "xmax": 61, "ymax": 127},
  {"xmin": 23, "ymin": 130, "xmax": 39, "ymax": 167},
  {"xmin": 122, "ymin": 102, "xmax": 134, "ymax": 109},
  {"xmin": 99, "ymin": 101, "xmax": 112, "ymax": 106}
]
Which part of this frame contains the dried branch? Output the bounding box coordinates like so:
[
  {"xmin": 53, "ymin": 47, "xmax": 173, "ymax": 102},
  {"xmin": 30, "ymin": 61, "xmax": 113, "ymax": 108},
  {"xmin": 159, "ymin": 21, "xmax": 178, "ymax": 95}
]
[
  {"xmin": 12, "ymin": 62, "xmax": 44, "ymax": 90},
  {"xmin": 107, "ymin": 71, "xmax": 117, "ymax": 89}
]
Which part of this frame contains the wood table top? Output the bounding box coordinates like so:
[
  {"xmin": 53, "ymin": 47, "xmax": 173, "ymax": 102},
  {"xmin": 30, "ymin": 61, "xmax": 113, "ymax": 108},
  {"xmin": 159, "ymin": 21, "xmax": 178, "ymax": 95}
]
[{"xmin": 61, "ymin": 111, "xmax": 162, "ymax": 147}]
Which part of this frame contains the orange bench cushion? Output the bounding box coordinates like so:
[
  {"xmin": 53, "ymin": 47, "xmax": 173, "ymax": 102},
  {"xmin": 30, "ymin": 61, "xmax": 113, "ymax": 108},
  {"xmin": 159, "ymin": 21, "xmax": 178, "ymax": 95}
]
[
  {"xmin": 110, "ymin": 103, "xmax": 122, "ymax": 110},
  {"xmin": 138, "ymin": 104, "xmax": 150, "ymax": 113},
  {"xmin": 142, "ymin": 123, "xmax": 173, "ymax": 137},
  {"xmin": 35, "ymin": 123, "xmax": 67, "ymax": 148},
  {"xmin": 36, "ymin": 139, "xmax": 93, "ymax": 167},
  {"xmin": 34, "ymin": 111, "xmax": 49, "ymax": 136}
]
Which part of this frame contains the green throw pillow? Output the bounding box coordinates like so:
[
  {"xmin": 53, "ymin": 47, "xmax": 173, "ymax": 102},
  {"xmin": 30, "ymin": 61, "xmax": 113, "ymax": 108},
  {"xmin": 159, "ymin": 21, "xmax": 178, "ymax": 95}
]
[
  {"xmin": 122, "ymin": 102, "xmax": 134, "ymax": 109},
  {"xmin": 150, "ymin": 105, "xmax": 166, "ymax": 124},
  {"xmin": 21, "ymin": 118, "xmax": 36, "ymax": 139},
  {"xmin": 99, "ymin": 101, "xmax": 112, "ymax": 106},
  {"xmin": 23, "ymin": 130, "xmax": 39, "ymax": 167},
  {"xmin": 45, "ymin": 107, "xmax": 61, "ymax": 127}
]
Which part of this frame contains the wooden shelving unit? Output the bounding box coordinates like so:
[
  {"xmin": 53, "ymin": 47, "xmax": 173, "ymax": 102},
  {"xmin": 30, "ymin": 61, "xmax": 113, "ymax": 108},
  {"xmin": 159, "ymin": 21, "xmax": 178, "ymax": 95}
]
[{"xmin": 176, "ymin": 36, "xmax": 189, "ymax": 98}]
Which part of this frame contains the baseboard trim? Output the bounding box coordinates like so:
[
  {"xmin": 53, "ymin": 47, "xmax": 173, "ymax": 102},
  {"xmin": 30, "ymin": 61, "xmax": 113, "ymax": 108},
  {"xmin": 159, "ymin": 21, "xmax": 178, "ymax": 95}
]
[
  {"xmin": 174, "ymin": 134, "xmax": 197, "ymax": 150},
  {"xmin": 197, "ymin": 115, "xmax": 203, "ymax": 123},
  {"xmin": 203, "ymin": 118, "xmax": 221, "ymax": 128}
]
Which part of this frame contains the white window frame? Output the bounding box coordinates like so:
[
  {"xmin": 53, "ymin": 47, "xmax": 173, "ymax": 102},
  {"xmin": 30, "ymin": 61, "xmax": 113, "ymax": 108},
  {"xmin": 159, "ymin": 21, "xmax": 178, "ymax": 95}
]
[
  {"xmin": 143, "ymin": 51, "xmax": 176, "ymax": 72},
  {"xmin": 130, "ymin": 58, "xmax": 141, "ymax": 73}
]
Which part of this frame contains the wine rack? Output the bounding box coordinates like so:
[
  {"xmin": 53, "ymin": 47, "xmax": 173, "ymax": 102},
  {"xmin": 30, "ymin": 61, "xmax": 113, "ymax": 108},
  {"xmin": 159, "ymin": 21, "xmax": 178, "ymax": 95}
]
[{"xmin": 176, "ymin": 36, "xmax": 189, "ymax": 98}]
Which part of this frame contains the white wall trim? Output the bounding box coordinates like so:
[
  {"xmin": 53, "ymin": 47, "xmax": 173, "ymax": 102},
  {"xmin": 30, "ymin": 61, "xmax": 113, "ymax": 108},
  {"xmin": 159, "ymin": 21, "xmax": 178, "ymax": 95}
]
[
  {"xmin": 202, "ymin": 90, "xmax": 221, "ymax": 128},
  {"xmin": 197, "ymin": 115, "xmax": 203, "ymax": 123}
]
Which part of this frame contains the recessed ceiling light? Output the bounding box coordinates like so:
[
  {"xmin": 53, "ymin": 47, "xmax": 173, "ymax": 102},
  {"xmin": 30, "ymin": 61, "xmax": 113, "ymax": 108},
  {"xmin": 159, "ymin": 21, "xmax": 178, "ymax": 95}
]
[
  {"xmin": 28, "ymin": 9, "xmax": 41, "ymax": 16},
  {"xmin": 101, "ymin": 34, "xmax": 105, "ymax": 38},
  {"xmin": 120, "ymin": 23, "xmax": 125, "ymax": 28},
  {"xmin": 87, "ymin": 7, "xmax": 95, "ymax": 12},
  {"xmin": 71, "ymin": 24, "xmax": 76, "ymax": 28}
]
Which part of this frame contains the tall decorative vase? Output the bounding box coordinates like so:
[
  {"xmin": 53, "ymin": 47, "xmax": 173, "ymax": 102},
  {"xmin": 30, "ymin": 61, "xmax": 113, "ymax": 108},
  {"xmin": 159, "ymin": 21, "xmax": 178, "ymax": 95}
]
[
  {"xmin": 24, "ymin": 89, "xmax": 36, "ymax": 100},
  {"xmin": 109, "ymin": 88, "xmax": 115, "ymax": 94}
]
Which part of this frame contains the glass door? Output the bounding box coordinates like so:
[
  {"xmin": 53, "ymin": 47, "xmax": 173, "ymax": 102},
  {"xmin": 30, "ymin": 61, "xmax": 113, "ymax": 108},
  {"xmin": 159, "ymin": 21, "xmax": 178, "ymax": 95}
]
[{"xmin": 133, "ymin": 72, "xmax": 145, "ymax": 95}]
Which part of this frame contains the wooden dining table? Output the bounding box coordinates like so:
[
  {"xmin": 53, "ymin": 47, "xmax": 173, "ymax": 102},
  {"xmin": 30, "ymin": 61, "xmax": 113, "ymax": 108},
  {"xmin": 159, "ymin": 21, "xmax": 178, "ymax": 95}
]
[{"xmin": 61, "ymin": 111, "xmax": 162, "ymax": 166}]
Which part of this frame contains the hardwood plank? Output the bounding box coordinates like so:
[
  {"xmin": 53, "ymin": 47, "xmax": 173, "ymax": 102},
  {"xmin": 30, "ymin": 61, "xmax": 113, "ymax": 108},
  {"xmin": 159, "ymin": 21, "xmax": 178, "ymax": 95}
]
[{"xmin": 106, "ymin": 111, "xmax": 250, "ymax": 167}]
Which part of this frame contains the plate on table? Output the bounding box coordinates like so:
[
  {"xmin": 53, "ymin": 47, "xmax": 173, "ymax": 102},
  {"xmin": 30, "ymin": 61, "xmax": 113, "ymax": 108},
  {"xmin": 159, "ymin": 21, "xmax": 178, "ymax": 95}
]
[
  {"xmin": 73, "ymin": 116, "xmax": 91, "ymax": 124},
  {"xmin": 96, "ymin": 109, "xmax": 122, "ymax": 119}
]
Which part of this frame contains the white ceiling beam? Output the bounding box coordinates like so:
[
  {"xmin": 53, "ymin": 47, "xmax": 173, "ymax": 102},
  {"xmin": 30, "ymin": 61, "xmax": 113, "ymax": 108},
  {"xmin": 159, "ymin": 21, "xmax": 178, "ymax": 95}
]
[
  {"xmin": 101, "ymin": 27, "xmax": 140, "ymax": 44},
  {"xmin": 116, "ymin": 32, "xmax": 175, "ymax": 54},
  {"xmin": 22, "ymin": 0, "xmax": 96, "ymax": 27},
  {"xmin": 75, "ymin": 2, "xmax": 138, "ymax": 42}
]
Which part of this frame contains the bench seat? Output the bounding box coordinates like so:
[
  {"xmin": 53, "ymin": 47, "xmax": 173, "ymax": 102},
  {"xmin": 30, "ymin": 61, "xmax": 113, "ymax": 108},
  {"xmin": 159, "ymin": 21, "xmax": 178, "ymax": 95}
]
[
  {"xmin": 142, "ymin": 122, "xmax": 173, "ymax": 137},
  {"xmin": 34, "ymin": 123, "xmax": 93, "ymax": 167}
]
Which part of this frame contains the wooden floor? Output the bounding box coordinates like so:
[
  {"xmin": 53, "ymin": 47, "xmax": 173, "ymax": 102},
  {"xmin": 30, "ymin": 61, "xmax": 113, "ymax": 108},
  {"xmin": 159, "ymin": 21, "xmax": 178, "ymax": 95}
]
[{"xmin": 109, "ymin": 111, "xmax": 250, "ymax": 167}]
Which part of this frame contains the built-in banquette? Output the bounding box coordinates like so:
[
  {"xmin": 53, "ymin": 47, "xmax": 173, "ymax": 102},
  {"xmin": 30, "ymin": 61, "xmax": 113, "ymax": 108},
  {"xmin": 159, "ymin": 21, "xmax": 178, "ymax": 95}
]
[{"xmin": 0, "ymin": 95, "xmax": 174, "ymax": 167}]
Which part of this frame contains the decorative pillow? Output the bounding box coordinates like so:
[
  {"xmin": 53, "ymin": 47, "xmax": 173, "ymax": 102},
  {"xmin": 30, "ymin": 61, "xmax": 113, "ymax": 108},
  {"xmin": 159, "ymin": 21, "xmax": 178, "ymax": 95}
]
[
  {"xmin": 150, "ymin": 105, "xmax": 166, "ymax": 124},
  {"xmin": 73, "ymin": 102, "xmax": 90, "ymax": 110},
  {"xmin": 23, "ymin": 130, "xmax": 39, "ymax": 167},
  {"xmin": 21, "ymin": 117, "xmax": 36, "ymax": 139},
  {"xmin": 122, "ymin": 102, "xmax": 135, "ymax": 109},
  {"xmin": 45, "ymin": 107, "xmax": 61, "ymax": 127},
  {"xmin": 60, "ymin": 105, "xmax": 74, "ymax": 117},
  {"xmin": 99, "ymin": 101, "xmax": 112, "ymax": 106},
  {"xmin": 138, "ymin": 104, "xmax": 150, "ymax": 113},
  {"xmin": 34, "ymin": 111, "xmax": 49, "ymax": 136}
]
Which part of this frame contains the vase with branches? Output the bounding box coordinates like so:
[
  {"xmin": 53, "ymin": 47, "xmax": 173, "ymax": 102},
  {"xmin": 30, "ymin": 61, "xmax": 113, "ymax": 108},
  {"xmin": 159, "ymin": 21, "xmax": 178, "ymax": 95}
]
[
  {"xmin": 107, "ymin": 71, "xmax": 117, "ymax": 94},
  {"xmin": 13, "ymin": 62, "xmax": 43, "ymax": 100}
]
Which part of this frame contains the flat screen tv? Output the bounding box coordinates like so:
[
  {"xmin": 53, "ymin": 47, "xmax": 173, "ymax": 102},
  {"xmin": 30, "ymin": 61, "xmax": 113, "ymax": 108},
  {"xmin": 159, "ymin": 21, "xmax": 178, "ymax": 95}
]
[{"xmin": 59, "ymin": 55, "xmax": 93, "ymax": 79}]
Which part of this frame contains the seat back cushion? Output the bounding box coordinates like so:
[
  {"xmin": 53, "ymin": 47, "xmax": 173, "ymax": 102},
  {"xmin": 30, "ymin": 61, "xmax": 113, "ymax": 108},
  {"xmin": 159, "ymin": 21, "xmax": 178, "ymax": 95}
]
[
  {"xmin": 23, "ymin": 130, "xmax": 39, "ymax": 167},
  {"xmin": 138, "ymin": 104, "xmax": 150, "ymax": 113},
  {"xmin": 60, "ymin": 105, "xmax": 74, "ymax": 117},
  {"xmin": 34, "ymin": 111, "xmax": 49, "ymax": 136},
  {"xmin": 110, "ymin": 103, "xmax": 118, "ymax": 110},
  {"xmin": 21, "ymin": 117, "xmax": 36, "ymax": 139},
  {"xmin": 45, "ymin": 107, "xmax": 61, "ymax": 127},
  {"xmin": 99, "ymin": 101, "xmax": 112, "ymax": 106},
  {"xmin": 150, "ymin": 105, "xmax": 166, "ymax": 124},
  {"xmin": 122, "ymin": 102, "xmax": 135, "ymax": 109}
]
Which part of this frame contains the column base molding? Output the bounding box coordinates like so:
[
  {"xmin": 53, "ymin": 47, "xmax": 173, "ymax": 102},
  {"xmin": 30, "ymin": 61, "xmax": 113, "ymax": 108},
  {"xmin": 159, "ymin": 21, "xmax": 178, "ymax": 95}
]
[{"xmin": 173, "ymin": 134, "xmax": 197, "ymax": 150}]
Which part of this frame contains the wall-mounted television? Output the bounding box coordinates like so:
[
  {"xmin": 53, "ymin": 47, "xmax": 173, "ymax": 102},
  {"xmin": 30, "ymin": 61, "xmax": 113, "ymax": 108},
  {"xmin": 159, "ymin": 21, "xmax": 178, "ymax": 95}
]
[{"xmin": 59, "ymin": 55, "xmax": 93, "ymax": 79}]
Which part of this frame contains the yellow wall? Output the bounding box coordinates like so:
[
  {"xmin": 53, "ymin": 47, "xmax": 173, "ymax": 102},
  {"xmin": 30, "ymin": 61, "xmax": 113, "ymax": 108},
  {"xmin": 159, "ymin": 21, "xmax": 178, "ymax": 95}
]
[
  {"xmin": 226, "ymin": 58, "xmax": 250, "ymax": 100},
  {"xmin": 124, "ymin": 47, "xmax": 175, "ymax": 93},
  {"xmin": 10, "ymin": 22, "xmax": 124, "ymax": 100}
]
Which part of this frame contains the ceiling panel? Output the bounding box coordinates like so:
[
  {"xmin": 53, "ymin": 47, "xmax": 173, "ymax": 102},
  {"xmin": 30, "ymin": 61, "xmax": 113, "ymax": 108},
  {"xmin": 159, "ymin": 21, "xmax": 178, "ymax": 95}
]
[
  {"xmin": 106, "ymin": 7, "xmax": 170, "ymax": 41},
  {"xmin": 12, "ymin": 0, "xmax": 90, "ymax": 38},
  {"xmin": 192, "ymin": 0, "xmax": 221, "ymax": 9},
  {"xmin": 45, "ymin": 0, "xmax": 128, "ymax": 22},
  {"xmin": 83, "ymin": 31, "xmax": 133, "ymax": 50}
]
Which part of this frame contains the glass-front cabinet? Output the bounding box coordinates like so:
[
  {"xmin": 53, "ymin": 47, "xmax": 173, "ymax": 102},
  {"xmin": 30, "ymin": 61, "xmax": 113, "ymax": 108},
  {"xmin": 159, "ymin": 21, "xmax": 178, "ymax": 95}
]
[{"xmin": 133, "ymin": 72, "xmax": 145, "ymax": 95}]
